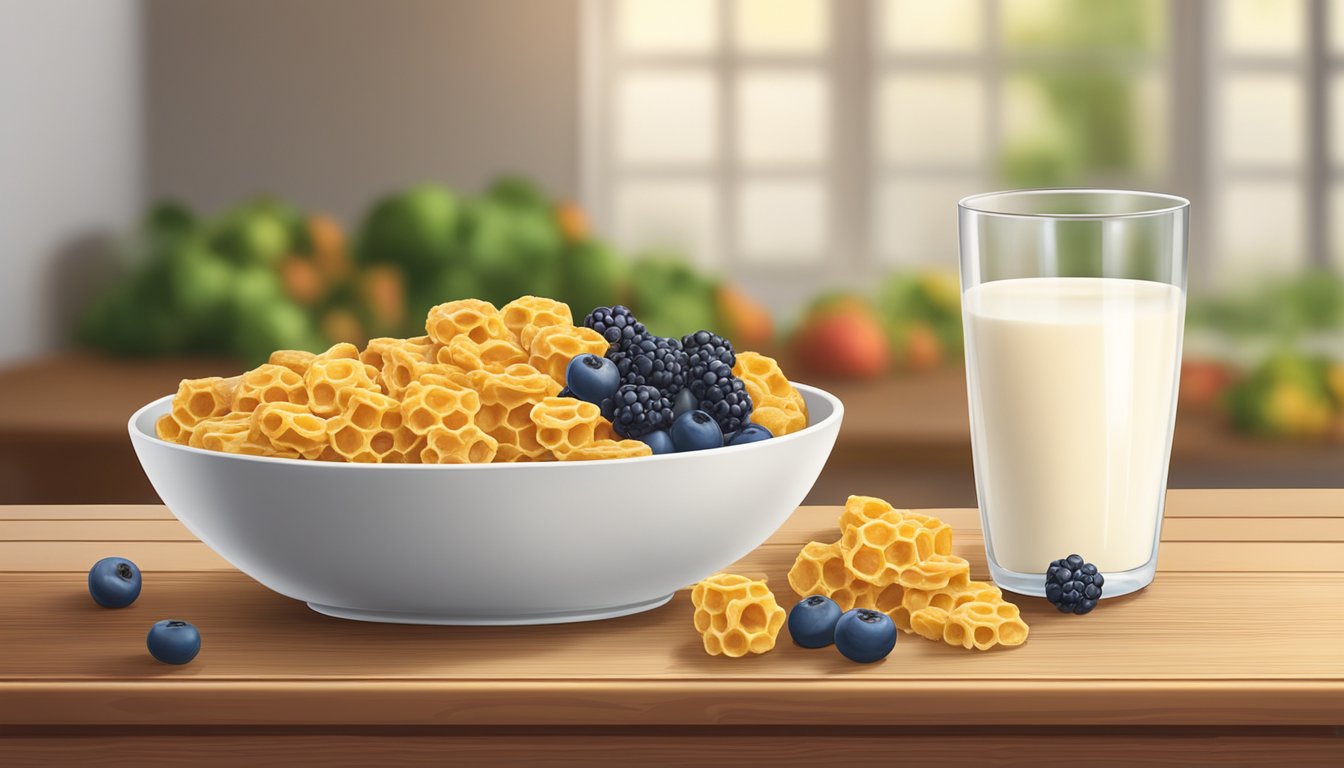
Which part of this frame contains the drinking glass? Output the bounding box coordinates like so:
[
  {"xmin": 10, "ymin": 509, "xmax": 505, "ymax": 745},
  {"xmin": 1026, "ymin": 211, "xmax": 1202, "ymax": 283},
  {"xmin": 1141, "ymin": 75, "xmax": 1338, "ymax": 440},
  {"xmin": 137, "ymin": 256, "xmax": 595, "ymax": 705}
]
[{"xmin": 957, "ymin": 189, "xmax": 1189, "ymax": 598}]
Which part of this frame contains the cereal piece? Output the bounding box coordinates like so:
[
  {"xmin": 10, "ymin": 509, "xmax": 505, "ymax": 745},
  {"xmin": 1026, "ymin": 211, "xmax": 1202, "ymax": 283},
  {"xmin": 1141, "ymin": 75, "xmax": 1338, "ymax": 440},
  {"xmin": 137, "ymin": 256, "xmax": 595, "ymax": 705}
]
[
  {"xmin": 232, "ymin": 364, "xmax": 308, "ymax": 414},
  {"xmin": 838, "ymin": 496, "xmax": 954, "ymax": 557},
  {"xmin": 304, "ymin": 356, "xmax": 381, "ymax": 417},
  {"xmin": 359, "ymin": 337, "xmax": 402, "ymax": 373},
  {"xmin": 155, "ymin": 414, "xmax": 187, "ymax": 444},
  {"xmin": 893, "ymin": 580, "xmax": 1001, "ymax": 633},
  {"xmin": 426, "ymin": 299, "xmax": 509, "ymax": 345},
  {"xmin": 187, "ymin": 412, "xmax": 252, "ymax": 453},
  {"xmin": 909, "ymin": 606, "xmax": 952, "ymax": 642},
  {"xmin": 733, "ymin": 352, "xmax": 807, "ymax": 436},
  {"xmin": 526, "ymin": 324, "xmax": 610, "ymax": 385},
  {"xmin": 443, "ymin": 335, "xmax": 529, "ymax": 374},
  {"xmin": 690, "ymin": 573, "xmax": 787, "ymax": 658},
  {"xmin": 469, "ymin": 367, "xmax": 562, "ymax": 461},
  {"xmin": 943, "ymin": 600, "xmax": 1030, "ymax": 651},
  {"xmin": 316, "ymin": 342, "xmax": 361, "ymax": 361},
  {"xmin": 268, "ymin": 349, "xmax": 317, "ymax": 375},
  {"xmin": 250, "ymin": 402, "xmax": 328, "ymax": 459},
  {"xmin": 500, "ymin": 295, "xmax": 573, "ymax": 348},
  {"xmin": 840, "ymin": 516, "xmax": 937, "ymax": 587},
  {"xmin": 326, "ymin": 389, "xmax": 405, "ymax": 463},
  {"xmin": 553, "ymin": 438, "xmax": 651, "ymax": 461},
  {"xmin": 400, "ymin": 381, "xmax": 481, "ymax": 436},
  {"xmin": 785, "ymin": 540, "xmax": 902, "ymax": 612},
  {"xmin": 529, "ymin": 397, "xmax": 607, "ymax": 454},
  {"xmin": 420, "ymin": 424, "xmax": 499, "ymax": 464},
  {"xmin": 169, "ymin": 376, "xmax": 238, "ymax": 431},
  {"xmin": 898, "ymin": 553, "xmax": 972, "ymax": 591}
]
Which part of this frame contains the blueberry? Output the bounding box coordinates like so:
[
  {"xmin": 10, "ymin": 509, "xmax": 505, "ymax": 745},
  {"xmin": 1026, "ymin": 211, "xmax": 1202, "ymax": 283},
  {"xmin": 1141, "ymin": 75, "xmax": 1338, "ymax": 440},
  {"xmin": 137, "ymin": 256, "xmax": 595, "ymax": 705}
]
[
  {"xmin": 564, "ymin": 353, "xmax": 620, "ymax": 405},
  {"xmin": 640, "ymin": 429, "xmax": 676, "ymax": 455},
  {"xmin": 146, "ymin": 619, "xmax": 201, "ymax": 665},
  {"xmin": 833, "ymin": 608, "xmax": 897, "ymax": 663},
  {"xmin": 558, "ymin": 386, "xmax": 573, "ymax": 398},
  {"xmin": 788, "ymin": 595, "xmax": 842, "ymax": 648},
  {"xmin": 88, "ymin": 557, "xmax": 141, "ymax": 608},
  {"xmin": 672, "ymin": 387, "xmax": 698, "ymax": 419},
  {"xmin": 669, "ymin": 409, "xmax": 724, "ymax": 452},
  {"xmin": 728, "ymin": 423, "xmax": 773, "ymax": 446}
]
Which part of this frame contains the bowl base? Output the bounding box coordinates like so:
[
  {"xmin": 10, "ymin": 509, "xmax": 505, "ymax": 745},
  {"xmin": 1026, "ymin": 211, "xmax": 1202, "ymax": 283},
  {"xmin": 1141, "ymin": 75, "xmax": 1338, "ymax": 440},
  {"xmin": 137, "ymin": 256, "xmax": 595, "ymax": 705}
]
[{"xmin": 306, "ymin": 593, "xmax": 676, "ymax": 626}]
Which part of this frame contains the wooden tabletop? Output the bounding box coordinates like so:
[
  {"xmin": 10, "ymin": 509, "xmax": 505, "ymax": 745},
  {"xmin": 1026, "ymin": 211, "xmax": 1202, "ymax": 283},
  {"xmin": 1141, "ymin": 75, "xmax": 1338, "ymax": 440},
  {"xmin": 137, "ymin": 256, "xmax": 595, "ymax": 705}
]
[{"xmin": 1, "ymin": 488, "xmax": 1341, "ymax": 731}]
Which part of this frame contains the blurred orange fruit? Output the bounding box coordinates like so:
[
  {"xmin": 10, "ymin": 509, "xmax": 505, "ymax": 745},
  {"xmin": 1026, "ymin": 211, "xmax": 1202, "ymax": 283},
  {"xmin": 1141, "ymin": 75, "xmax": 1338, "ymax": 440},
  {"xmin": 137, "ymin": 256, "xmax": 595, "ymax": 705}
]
[
  {"xmin": 717, "ymin": 284, "xmax": 773, "ymax": 350},
  {"xmin": 279, "ymin": 256, "xmax": 324, "ymax": 306},
  {"xmin": 555, "ymin": 202, "xmax": 588, "ymax": 243},
  {"xmin": 308, "ymin": 214, "xmax": 350, "ymax": 281}
]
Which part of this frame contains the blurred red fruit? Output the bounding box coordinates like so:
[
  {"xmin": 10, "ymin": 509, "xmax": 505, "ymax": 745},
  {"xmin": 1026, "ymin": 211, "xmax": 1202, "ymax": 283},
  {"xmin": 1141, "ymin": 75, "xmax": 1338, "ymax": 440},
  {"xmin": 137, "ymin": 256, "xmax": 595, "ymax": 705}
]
[
  {"xmin": 718, "ymin": 284, "xmax": 774, "ymax": 350},
  {"xmin": 793, "ymin": 299, "xmax": 889, "ymax": 379},
  {"xmin": 902, "ymin": 324, "xmax": 943, "ymax": 372},
  {"xmin": 1180, "ymin": 360, "xmax": 1235, "ymax": 409}
]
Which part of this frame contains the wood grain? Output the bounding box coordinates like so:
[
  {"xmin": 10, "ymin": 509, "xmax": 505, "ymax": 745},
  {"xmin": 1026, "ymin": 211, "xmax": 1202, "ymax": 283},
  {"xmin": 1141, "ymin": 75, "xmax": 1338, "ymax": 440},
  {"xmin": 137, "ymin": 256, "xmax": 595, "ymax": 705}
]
[{"xmin": 0, "ymin": 494, "xmax": 1340, "ymax": 728}]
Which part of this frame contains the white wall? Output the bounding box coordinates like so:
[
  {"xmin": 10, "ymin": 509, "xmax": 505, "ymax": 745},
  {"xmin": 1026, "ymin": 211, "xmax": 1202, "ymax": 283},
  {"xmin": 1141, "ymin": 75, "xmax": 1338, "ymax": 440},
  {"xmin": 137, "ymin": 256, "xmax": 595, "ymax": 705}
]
[{"xmin": 0, "ymin": 0, "xmax": 143, "ymax": 364}]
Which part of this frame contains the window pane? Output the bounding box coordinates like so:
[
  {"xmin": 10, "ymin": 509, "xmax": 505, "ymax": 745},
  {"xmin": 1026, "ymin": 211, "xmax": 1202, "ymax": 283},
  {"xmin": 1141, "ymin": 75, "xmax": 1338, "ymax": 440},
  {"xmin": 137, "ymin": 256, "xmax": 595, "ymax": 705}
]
[
  {"xmin": 874, "ymin": 177, "xmax": 977, "ymax": 267},
  {"xmin": 616, "ymin": 0, "xmax": 718, "ymax": 54},
  {"xmin": 1218, "ymin": 181, "xmax": 1305, "ymax": 280},
  {"xmin": 1332, "ymin": 0, "xmax": 1344, "ymax": 53},
  {"xmin": 1220, "ymin": 0, "xmax": 1304, "ymax": 56},
  {"xmin": 1001, "ymin": 72, "xmax": 1168, "ymax": 187},
  {"xmin": 735, "ymin": 0, "xmax": 828, "ymax": 54},
  {"xmin": 613, "ymin": 179, "xmax": 718, "ymax": 267},
  {"xmin": 1332, "ymin": 75, "xmax": 1344, "ymax": 167},
  {"xmin": 616, "ymin": 71, "xmax": 718, "ymax": 165},
  {"xmin": 1333, "ymin": 184, "xmax": 1344, "ymax": 270},
  {"xmin": 877, "ymin": 74, "xmax": 983, "ymax": 166},
  {"xmin": 737, "ymin": 70, "xmax": 828, "ymax": 166},
  {"xmin": 737, "ymin": 179, "xmax": 827, "ymax": 264},
  {"xmin": 1003, "ymin": 0, "xmax": 1164, "ymax": 53},
  {"xmin": 1219, "ymin": 74, "xmax": 1301, "ymax": 167},
  {"xmin": 879, "ymin": 0, "xmax": 981, "ymax": 54}
]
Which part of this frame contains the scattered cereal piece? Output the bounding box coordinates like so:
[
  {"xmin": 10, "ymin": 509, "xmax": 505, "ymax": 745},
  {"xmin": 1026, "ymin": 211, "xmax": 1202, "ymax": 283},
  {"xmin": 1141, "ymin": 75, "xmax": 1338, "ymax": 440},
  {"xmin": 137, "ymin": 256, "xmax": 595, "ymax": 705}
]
[
  {"xmin": 691, "ymin": 573, "xmax": 787, "ymax": 657},
  {"xmin": 426, "ymin": 299, "xmax": 509, "ymax": 345},
  {"xmin": 942, "ymin": 600, "xmax": 1030, "ymax": 651}
]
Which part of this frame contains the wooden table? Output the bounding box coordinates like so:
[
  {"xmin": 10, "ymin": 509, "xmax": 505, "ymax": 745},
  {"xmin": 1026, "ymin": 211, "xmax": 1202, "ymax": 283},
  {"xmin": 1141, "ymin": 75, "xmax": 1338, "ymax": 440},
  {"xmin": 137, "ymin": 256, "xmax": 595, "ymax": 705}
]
[{"xmin": 2, "ymin": 489, "xmax": 1341, "ymax": 766}]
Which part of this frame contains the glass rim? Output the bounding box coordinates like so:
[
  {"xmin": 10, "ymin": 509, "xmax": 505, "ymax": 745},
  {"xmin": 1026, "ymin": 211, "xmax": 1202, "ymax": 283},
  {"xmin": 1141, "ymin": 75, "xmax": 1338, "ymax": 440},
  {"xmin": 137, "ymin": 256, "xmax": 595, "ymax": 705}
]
[{"xmin": 958, "ymin": 188, "xmax": 1190, "ymax": 221}]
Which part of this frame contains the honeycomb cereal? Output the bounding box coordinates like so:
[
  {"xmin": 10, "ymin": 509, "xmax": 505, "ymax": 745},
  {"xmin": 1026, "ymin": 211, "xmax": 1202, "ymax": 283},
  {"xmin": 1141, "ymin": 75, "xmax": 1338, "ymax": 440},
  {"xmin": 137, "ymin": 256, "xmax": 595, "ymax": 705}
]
[
  {"xmin": 942, "ymin": 599, "xmax": 1030, "ymax": 651},
  {"xmin": 469, "ymin": 366, "xmax": 561, "ymax": 461},
  {"xmin": 359, "ymin": 337, "xmax": 402, "ymax": 373},
  {"xmin": 400, "ymin": 381, "xmax": 481, "ymax": 436},
  {"xmin": 893, "ymin": 579, "xmax": 1001, "ymax": 633},
  {"xmin": 733, "ymin": 352, "xmax": 807, "ymax": 437},
  {"xmin": 553, "ymin": 438, "xmax": 651, "ymax": 461},
  {"xmin": 897, "ymin": 553, "xmax": 972, "ymax": 591},
  {"xmin": 840, "ymin": 516, "xmax": 937, "ymax": 587},
  {"xmin": 529, "ymin": 397, "xmax": 605, "ymax": 454},
  {"xmin": 786, "ymin": 540, "xmax": 903, "ymax": 613},
  {"xmin": 304, "ymin": 356, "xmax": 381, "ymax": 417},
  {"xmin": 526, "ymin": 324, "xmax": 610, "ymax": 385},
  {"xmin": 232, "ymin": 364, "xmax": 309, "ymax": 414},
  {"xmin": 443, "ymin": 335, "xmax": 529, "ymax": 374},
  {"xmin": 187, "ymin": 412, "xmax": 252, "ymax": 453},
  {"xmin": 315, "ymin": 342, "xmax": 361, "ymax": 361},
  {"xmin": 250, "ymin": 402, "xmax": 328, "ymax": 459},
  {"xmin": 420, "ymin": 423, "xmax": 499, "ymax": 464},
  {"xmin": 690, "ymin": 573, "xmax": 787, "ymax": 658},
  {"xmin": 837, "ymin": 496, "xmax": 954, "ymax": 557},
  {"xmin": 169, "ymin": 376, "xmax": 238, "ymax": 431},
  {"xmin": 326, "ymin": 389, "xmax": 405, "ymax": 463},
  {"xmin": 268, "ymin": 349, "xmax": 317, "ymax": 375},
  {"xmin": 426, "ymin": 299, "xmax": 510, "ymax": 345},
  {"xmin": 500, "ymin": 295, "xmax": 573, "ymax": 347}
]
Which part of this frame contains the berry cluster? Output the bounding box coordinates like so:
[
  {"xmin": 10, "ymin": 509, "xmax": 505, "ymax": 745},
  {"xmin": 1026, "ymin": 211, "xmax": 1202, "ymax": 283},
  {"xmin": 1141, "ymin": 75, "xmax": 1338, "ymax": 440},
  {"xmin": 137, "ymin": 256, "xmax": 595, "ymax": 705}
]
[
  {"xmin": 1045, "ymin": 554, "xmax": 1104, "ymax": 615},
  {"xmin": 573, "ymin": 306, "xmax": 759, "ymax": 451}
]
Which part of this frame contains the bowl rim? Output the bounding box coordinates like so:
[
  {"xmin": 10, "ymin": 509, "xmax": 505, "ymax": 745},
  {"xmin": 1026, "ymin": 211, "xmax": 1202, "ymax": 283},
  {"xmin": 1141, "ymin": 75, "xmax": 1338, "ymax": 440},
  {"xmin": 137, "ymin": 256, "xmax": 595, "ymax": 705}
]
[{"xmin": 128, "ymin": 382, "xmax": 844, "ymax": 470}]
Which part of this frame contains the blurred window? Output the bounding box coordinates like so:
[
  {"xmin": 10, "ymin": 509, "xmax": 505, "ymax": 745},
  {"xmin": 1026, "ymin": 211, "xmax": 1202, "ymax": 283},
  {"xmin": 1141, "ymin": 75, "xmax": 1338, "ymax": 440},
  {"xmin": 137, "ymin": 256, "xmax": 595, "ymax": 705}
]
[{"xmin": 586, "ymin": 0, "xmax": 1338, "ymax": 290}]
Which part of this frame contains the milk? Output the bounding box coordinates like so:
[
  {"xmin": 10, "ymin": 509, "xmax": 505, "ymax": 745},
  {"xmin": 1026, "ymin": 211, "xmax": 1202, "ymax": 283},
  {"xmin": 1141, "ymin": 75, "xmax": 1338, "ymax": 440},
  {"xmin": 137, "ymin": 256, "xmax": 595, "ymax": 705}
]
[{"xmin": 963, "ymin": 277, "xmax": 1184, "ymax": 574}]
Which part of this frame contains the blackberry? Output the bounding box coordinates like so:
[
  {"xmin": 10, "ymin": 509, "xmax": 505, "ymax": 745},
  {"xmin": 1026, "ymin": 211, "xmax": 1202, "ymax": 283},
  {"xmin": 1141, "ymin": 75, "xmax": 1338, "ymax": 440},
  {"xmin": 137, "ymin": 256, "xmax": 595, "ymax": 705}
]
[
  {"xmin": 1045, "ymin": 554, "xmax": 1104, "ymax": 615},
  {"xmin": 608, "ymin": 336, "xmax": 688, "ymax": 395},
  {"xmin": 689, "ymin": 359, "xmax": 753, "ymax": 434},
  {"xmin": 583, "ymin": 305, "xmax": 648, "ymax": 348},
  {"xmin": 605, "ymin": 384, "xmax": 673, "ymax": 439},
  {"xmin": 682, "ymin": 330, "xmax": 736, "ymax": 383}
]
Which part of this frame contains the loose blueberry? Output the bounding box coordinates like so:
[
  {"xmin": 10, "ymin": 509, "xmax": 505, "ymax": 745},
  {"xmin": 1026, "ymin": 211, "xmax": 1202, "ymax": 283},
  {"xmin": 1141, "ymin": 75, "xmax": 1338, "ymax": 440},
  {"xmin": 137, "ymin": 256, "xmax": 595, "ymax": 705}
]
[
  {"xmin": 833, "ymin": 608, "xmax": 897, "ymax": 663},
  {"xmin": 1045, "ymin": 554, "xmax": 1104, "ymax": 615},
  {"xmin": 88, "ymin": 557, "xmax": 142, "ymax": 608},
  {"xmin": 670, "ymin": 409, "xmax": 724, "ymax": 452},
  {"xmin": 788, "ymin": 595, "xmax": 842, "ymax": 649},
  {"xmin": 146, "ymin": 619, "xmax": 201, "ymax": 665},
  {"xmin": 564, "ymin": 353, "xmax": 621, "ymax": 405},
  {"xmin": 728, "ymin": 423, "xmax": 773, "ymax": 446},
  {"xmin": 672, "ymin": 387, "xmax": 699, "ymax": 419},
  {"xmin": 640, "ymin": 429, "xmax": 676, "ymax": 455}
]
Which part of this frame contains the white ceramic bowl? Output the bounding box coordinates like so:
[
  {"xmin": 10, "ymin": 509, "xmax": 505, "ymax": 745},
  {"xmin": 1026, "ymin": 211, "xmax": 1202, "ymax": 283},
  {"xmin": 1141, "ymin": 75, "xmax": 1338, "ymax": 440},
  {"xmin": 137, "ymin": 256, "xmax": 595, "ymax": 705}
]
[{"xmin": 128, "ymin": 385, "xmax": 842, "ymax": 625}]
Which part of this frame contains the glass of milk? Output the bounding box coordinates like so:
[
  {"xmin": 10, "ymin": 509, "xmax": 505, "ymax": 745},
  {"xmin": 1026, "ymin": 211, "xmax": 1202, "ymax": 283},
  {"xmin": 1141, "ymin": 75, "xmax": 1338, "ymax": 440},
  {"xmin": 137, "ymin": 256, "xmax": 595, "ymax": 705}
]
[{"xmin": 958, "ymin": 189, "xmax": 1189, "ymax": 598}]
